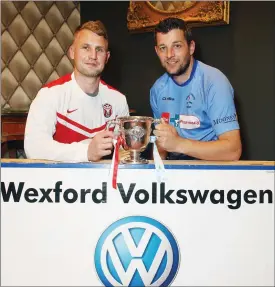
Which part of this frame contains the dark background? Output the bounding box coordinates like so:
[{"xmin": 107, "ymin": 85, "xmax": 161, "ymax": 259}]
[{"xmin": 81, "ymin": 1, "xmax": 275, "ymax": 160}]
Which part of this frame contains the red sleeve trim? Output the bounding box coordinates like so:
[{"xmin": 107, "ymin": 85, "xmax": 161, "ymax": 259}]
[
  {"xmin": 43, "ymin": 74, "xmax": 72, "ymax": 88},
  {"xmin": 100, "ymin": 79, "xmax": 124, "ymax": 95}
]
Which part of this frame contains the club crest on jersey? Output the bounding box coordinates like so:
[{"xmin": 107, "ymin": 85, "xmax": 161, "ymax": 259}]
[
  {"xmin": 186, "ymin": 94, "xmax": 195, "ymax": 108},
  {"xmin": 103, "ymin": 103, "xmax": 113, "ymax": 118}
]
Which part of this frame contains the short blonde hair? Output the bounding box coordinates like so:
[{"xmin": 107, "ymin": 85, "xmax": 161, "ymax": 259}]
[{"xmin": 74, "ymin": 20, "xmax": 108, "ymax": 40}]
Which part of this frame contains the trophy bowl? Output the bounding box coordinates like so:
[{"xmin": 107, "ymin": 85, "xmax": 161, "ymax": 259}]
[{"xmin": 109, "ymin": 116, "xmax": 159, "ymax": 164}]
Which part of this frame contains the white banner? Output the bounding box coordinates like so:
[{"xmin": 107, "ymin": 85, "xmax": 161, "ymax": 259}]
[{"xmin": 1, "ymin": 163, "xmax": 274, "ymax": 286}]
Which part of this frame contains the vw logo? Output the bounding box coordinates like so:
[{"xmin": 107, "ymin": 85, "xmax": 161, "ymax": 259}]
[{"xmin": 94, "ymin": 216, "xmax": 180, "ymax": 287}]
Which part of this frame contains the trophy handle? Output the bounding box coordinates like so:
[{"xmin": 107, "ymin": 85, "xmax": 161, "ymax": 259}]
[
  {"xmin": 106, "ymin": 119, "xmax": 119, "ymax": 131},
  {"xmin": 149, "ymin": 118, "xmax": 161, "ymax": 143},
  {"xmin": 152, "ymin": 118, "xmax": 161, "ymax": 125},
  {"xmin": 106, "ymin": 119, "xmax": 126, "ymax": 142}
]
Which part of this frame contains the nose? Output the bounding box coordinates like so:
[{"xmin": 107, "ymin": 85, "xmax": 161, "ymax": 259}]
[
  {"xmin": 88, "ymin": 48, "xmax": 97, "ymax": 60},
  {"xmin": 166, "ymin": 47, "xmax": 175, "ymax": 59}
]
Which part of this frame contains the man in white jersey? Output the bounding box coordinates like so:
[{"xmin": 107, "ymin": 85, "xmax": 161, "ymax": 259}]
[
  {"xmin": 150, "ymin": 17, "xmax": 242, "ymax": 160},
  {"xmin": 25, "ymin": 21, "xmax": 129, "ymax": 162}
]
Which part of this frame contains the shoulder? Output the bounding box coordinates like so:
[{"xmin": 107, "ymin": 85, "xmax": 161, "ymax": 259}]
[
  {"xmin": 33, "ymin": 74, "xmax": 73, "ymax": 105},
  {"xmin": 196, "ymin": 60, "xmax": 232, "ymax": 87},
  {"xmin": 38, "ymin": 73, "xmax": 73, "ymax": 97},
  {"xmin": 150, "ymin": 73, "xmax": 170, "ymax": 95},
  {"xmin": 99, "ymin": 80, "xmax": 127, "ymax": 103},
  {"xmin": 42, "ymin": 73, "xmax": 73, "ymax": 89},
  {"xmin": 99, "ymin": 80, "xmax": 129, "ymax": 116}
]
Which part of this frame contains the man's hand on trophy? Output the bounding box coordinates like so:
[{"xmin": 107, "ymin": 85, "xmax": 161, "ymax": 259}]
[
  {"xmin": 87, "ymin": 130, "xmax": 114, "ymax": 162},
  {"xmin": 153, "ymin": 118, "xmax": 182, "ymax": 153}
]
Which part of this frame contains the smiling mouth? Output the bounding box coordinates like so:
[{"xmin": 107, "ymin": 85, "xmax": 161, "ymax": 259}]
[
  {"xmin": 166, "ymin": 60, "xmax": 178, "ymax": 64},
  {"xmin": 85, "ymin": 62, "xmax": 98, "ymax": 66}
]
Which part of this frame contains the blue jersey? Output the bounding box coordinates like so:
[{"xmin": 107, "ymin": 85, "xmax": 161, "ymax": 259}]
[{"xmin": 150, "ymin": 60, "xmax": 239, "ymax": 144}]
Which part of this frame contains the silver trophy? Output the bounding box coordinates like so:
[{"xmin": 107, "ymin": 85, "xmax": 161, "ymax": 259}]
[{"xmin": 107, "ymin": 116, "xmax": 160, "ymax": 164}]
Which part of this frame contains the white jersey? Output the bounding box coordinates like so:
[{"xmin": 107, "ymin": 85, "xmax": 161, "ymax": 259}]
[{"xmin": 24, "ymin": 73, "xmax": 129, "ymax": 162}]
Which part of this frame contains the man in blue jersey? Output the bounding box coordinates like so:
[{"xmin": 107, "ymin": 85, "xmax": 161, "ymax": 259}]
[{"xmin": 150, "ymin": 17, "xmax": 242, "ymax": 160}]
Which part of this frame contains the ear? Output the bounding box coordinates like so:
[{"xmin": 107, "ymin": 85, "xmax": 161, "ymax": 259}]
[
  {"xmin": 155, "ymin": 45, "xmax": 160, "ymax": 57},
  {"xmin": 189, "ymin": 40, "xmax": 195, "ymax": 56},
  {"xmin": 68, "ymin": 44, "xmax": 74, "ymax": 60},
  {"xmin": 105, "ymin": 50, "xmax": 110, "ymax": 64}
]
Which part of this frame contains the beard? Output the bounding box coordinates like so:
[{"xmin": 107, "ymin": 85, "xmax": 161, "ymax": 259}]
[{"xmin": 166, "ymin": 57, "xmax": 191, "ymax": 77}]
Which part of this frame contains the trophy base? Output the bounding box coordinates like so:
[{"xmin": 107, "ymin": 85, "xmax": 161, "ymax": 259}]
[{"xmin": 121, "ymin": 157, "xmax": 149, "ymax": 164}]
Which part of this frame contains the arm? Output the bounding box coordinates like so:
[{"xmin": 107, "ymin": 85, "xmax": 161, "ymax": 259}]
[
  {"xmin": 24, "ymin": 89, "xmax": 113, "ymax": 162},
  {"xmin": 153, "ymin": 73, "xmax": 242, "ymax": 161},
  {"xmin": 118, "ymin": 95, "xmax": 130, "ymax": 117},
  {"xmin": 182, "ymin": 130, "xmax": 242, "ymax": 160},
  {"xmin": 154, "ymin": 120, "xmax": 241, "ymax": 160}
]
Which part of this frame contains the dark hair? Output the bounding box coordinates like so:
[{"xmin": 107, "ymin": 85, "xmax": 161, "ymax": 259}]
[{"xmin": 154, "ymin": 17, "xmax": 193, "ymax": 45}]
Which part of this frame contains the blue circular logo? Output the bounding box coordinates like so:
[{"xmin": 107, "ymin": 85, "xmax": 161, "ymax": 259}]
[{"xmin": 94, "ymin": 216, "xmax": 180, "ymax": 287}]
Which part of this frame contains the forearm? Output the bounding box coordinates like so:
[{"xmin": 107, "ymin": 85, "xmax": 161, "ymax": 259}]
[
  {"xmin": 24, "ymin": 134, "xmax": 90, "ymax": 162},
  {"xmin": 24, "ymin": 90, "xmax": 91, "ymax": 162},
  {"xmin": 175, "ymin": 137, "xmax": 242, "ymax": 161}
]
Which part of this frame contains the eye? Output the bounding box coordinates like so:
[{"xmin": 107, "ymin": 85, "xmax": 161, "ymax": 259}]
[
  {"xmin": 82, "ymin": 45, "xmax": 89, "ymax": 50},
  {"xmin": 174, "ymin": 44, "xmax": 182, "ymax": 49},
  {"xmin": 159, "ymin": 46, "xmax": 166, "ymax": 52},
  {"xmin": 96, "ymin": 47, "xmax": 105, "ymax": 53}
]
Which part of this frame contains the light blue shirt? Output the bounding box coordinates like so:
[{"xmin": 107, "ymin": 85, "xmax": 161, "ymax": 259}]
[{"xmin": 150, "ymin": 60, "xmax": 239, "ymax": 143}]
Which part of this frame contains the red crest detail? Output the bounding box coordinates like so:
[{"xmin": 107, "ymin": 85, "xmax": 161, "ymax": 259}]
[{"xmin": 103, "ymin": 103, "xmax": 113, "ymax": 118}]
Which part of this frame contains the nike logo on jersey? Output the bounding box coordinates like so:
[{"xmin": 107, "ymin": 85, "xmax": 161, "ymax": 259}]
[{"xmin": 67, "ymin": 108, "xmax": 78, "ymax": 114}]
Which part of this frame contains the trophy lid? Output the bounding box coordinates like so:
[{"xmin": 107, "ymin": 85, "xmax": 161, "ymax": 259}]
[{"xmin": 117, "ymin": 116, "xmax": 154, "ymax": 122}]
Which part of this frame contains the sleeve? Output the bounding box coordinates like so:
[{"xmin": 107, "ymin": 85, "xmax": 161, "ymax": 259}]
[
  {"xmin": 206, "ymin": 73, "xmax": 240, "ymax": 136},
  {"xmin": 118, "ymin": 95, "xmax": 130, "ymax": 117},
  {"xmin": 24, "ymin": 88, "xmax": 90, "ymax": 162},
  {"xmin": 150, "ymin": 86, "xmax": 160, "ymax": 118}
]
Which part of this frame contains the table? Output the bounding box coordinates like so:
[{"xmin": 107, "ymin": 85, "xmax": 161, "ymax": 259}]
[{"xmin": 1, "ymin": 112, "xmax": 27, "ymax": 157}]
